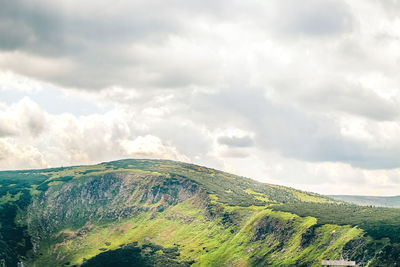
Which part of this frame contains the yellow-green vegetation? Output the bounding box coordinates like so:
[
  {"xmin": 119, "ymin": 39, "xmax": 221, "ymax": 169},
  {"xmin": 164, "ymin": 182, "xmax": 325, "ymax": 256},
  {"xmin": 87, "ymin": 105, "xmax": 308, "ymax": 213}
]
[
  {"xmin": 245, "ymin": 188, "xmax": 271, "ymax": 203},
  {"xmin": 30, "ymin": 199, "xmax": 363, "ymax": 267},
  {"xmin": 29, "ymin": 185, "xmax": 42, "ymax": 197},
  {"xmin": 0, "ymin": 191, "xmax": 21, "ymax": 204},
  {"xmin": 270, "ymin": 184, "xmax": 332, "ymax": 203}
]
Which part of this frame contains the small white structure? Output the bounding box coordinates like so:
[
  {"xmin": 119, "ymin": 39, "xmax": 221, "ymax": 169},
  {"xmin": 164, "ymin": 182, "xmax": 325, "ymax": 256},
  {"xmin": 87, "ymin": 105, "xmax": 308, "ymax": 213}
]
[{"xmin": 321, "ymin": 259, "xmax": 356, "ymax": 266}]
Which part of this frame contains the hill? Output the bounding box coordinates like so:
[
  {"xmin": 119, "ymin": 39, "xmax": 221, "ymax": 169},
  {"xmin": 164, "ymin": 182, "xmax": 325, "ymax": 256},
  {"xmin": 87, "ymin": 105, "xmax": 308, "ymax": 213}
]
[
  {"xmin": 328, "ymin": 195, "xmax": 400, "ymax": 208},
  {"xmin": 0, "ymin": 159, "xmax": 399, "ymax": 266}
]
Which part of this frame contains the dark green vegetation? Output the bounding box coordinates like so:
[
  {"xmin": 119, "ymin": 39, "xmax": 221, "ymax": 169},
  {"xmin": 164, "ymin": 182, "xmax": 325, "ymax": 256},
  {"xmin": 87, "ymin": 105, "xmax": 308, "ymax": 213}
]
[
  {"xmin": 0, "ymin": 159, "xmax": 399, "ymax": 266},
  {"xmin": 329, "ymin": 194, "xmax": 400, "ymax": 208},
  {"xmin": 81, "ymin": 243, "xmax": 193, "ymax": 267}
]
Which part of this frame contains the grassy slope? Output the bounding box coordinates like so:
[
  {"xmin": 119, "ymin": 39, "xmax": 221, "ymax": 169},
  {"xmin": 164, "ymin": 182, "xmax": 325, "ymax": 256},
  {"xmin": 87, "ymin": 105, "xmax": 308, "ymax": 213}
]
[
  {"xmin": 0, "ymin": 159, "xmax": 397, "ymax": 266},
  {"xmin": 30, "ymin": 201, "xmax": 362, "ymax": 267}
]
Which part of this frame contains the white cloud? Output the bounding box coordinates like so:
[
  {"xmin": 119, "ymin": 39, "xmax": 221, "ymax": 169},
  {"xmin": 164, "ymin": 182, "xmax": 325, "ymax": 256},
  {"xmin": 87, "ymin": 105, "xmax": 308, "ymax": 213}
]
[
  {"xmin": 0, "ymin": 97, "xmax": 47, "ymax": 137},
  {"xmin": 0, "ymin": 97, "xmax": 190, "ymax": 169},
  {"xmin": 0, "ymin": 71, "xmax": 40, "ymax": 93},
  {"xmin": 120, "ymin": 135, "xmax": 189, "ymax": 161},
  {"xmin": 0, "ymin": 138, "xmax": 49, "ymax": 170}
]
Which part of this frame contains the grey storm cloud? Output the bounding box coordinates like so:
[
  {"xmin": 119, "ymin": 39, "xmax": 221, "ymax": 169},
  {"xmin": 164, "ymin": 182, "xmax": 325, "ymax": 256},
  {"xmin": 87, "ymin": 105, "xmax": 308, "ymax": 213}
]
[
  {"xmin": 236, "ymin": 0, "xmax": 354, "ymax": 41},
  {"xmin": 191, "ymin": 89, "xmax": 400, "ymax": 170},
  {"xmin": 218, "ymin": 135, "xmax": 254, "ymax": 148},
  {"xmin": 0, "ymin": 0, "xmax": 227, "ymax": 89},
  {"xmin": 295, "ymin": 83, "xmax": 399, "ymax": 121},
  {"xmin": 276, "ymin": 0, "xmax": 354, "ymax": 36},
  {"xmin": 0, "ymin": 0, "xmax": 193, "ymax": 51},
  {"xmin": 0, "ymin": 0, "xmax": 357, "ymax": 90}
]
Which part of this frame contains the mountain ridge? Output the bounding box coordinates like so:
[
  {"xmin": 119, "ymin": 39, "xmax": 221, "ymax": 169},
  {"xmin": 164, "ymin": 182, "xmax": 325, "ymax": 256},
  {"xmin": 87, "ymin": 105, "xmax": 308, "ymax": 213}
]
[
  {"xmin": 328, "ymin": 194, "xmax": 400, "ymax": 208},
  {"xmin": 0, "ymin": 159, "xmax": 399, "ymax": 266}
]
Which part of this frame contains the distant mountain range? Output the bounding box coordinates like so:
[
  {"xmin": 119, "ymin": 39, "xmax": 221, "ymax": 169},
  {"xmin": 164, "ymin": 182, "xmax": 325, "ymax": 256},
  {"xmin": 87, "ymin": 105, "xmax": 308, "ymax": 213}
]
[
  {"xmin": 328, "ymin": 195, "xmax": 400, "ymax": 208},
  {"xmin": 0, "ymin": 159, "xmax": 399, "ymax": 266}
]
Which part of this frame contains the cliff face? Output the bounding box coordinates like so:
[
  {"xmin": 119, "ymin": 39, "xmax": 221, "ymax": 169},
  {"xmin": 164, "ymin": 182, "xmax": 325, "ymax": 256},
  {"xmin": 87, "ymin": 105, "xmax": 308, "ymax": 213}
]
[
  {"xmin": 27, "ymin": 172, "xmax": 206, "ymax": 251},
  {"xmin": 0, "ymin": 159, "xmax": 399, "ymax": 266}
]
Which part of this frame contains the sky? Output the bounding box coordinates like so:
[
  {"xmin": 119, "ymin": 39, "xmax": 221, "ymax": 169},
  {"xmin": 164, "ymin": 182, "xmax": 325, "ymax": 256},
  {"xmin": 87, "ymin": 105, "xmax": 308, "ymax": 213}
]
[{"xmin": 1, "ymin": 0, "xmax": 400, "ymax": 195}]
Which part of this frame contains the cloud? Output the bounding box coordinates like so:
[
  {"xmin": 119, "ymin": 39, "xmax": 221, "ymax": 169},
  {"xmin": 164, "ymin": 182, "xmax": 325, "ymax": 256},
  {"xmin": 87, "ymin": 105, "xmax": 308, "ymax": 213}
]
[
  {"xmin": 0, "ymin": 97, "xmax": 191, "ymax": 168},
  {"xmin": 120, "ymin": 135, "xmax": 189, "ymax": 161},
  {"xmin": 273, "ymin": 0, "xmax": 354, "ymax": 36},
  {"xmin": 0, "ymin": 123, "xmax": 15, "ymax": 137},
  {"xmin": 17, "ymin": 98, "xmax": 47, "ymax": 136},
  {"xmin": 1, "ymin": 0, "xmax": 400, "ymax": 195},
  {"xmin": 0, "ymin": 138, "xmax": 49, "ymax": 170},
  {"xmin": 0, "ymin": 71, "xmax": 44, "ymax": 93},
  {"xmin": 294, "ymin": 82, "xmax": 399, "ymax": 121},
  {"xmin": 218, "ymin": 135, "xmax": 254, "ymax": 147},
  {"xmin": 0, "ymin": 0, "xmax": 356, "ymax": 90},
  {"xmin": 0, "ymin": 0, "xmax": 228, "ymax": 89},
  {"xmin": 0, "ymin": 97, "xmax": 47, "ymax": 137},
  {"xmin": 189, "ymin": 88, "xmax": 400, "ymax": 170}
]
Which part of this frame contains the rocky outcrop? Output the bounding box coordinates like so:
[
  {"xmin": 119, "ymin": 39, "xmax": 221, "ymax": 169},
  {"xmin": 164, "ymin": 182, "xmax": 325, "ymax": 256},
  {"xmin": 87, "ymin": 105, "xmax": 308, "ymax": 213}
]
[{"xmin": 251, "ymin": 216, "xmax": 294, "ymax": 243}]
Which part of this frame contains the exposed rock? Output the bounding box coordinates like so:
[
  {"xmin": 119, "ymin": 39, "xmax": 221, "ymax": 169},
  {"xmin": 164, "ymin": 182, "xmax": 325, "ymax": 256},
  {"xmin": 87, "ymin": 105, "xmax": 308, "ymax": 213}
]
[
  {"xmin": 251, "ymin": 216, "xmax": 294, "ymax": 243},
  {"xmin": 300, "ymin": 224, "xmax": 317, "ymax": 248}
]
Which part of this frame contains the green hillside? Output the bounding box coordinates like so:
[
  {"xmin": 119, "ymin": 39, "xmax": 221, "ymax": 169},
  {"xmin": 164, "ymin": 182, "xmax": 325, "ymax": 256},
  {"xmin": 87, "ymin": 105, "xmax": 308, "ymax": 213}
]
[
  {"xmin": 328, "ymin": 195, "xmax": 400, "ymax": 208},
  {"xmin": 0, "ymin": 159, "xmax": 399, "ymax": 266}
]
